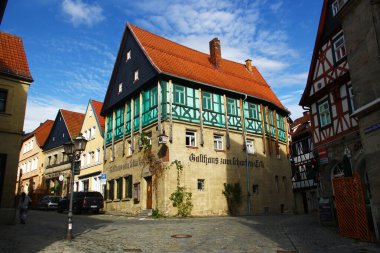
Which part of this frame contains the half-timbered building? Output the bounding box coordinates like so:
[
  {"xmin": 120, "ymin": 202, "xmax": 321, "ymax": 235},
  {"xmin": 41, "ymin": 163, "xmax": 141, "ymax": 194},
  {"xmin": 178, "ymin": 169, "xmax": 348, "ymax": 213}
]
[
  {"xmin": 300, "ymin": 0, "xmax": 373, "ymax": 238},
  {"xmin": 290, "ymin": 112, "xmax": 318, "ymax": 214},
  {"xmin": 101, "ymin": 24, "xmax": 294, "ymax": 216}
]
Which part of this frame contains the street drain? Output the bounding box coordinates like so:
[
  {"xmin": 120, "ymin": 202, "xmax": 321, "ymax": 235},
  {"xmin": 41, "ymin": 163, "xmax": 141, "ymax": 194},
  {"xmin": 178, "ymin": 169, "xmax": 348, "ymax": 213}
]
[
  {"xmin": 171, "ymin": 234, "xmax": 192, "ymax": 238},
  {"xmin": 125, "ymin": 249, "xmax": 142, "ymax": 252}
]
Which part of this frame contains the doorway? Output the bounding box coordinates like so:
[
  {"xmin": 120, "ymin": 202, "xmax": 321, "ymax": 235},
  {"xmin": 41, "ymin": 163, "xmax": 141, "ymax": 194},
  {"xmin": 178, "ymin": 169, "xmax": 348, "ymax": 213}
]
[
  {"xmin": 146, "ymin": 176, "xmax": 152, "ymax": 209},
  {"xmin": 302, "ymin": 192, "xmax": 309, "ymax": 214}
]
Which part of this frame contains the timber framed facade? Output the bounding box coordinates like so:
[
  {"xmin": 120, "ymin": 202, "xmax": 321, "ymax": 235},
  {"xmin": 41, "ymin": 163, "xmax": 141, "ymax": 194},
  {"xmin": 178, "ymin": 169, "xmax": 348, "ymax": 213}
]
[{"xmin": 101, "ymin": 24, "xmax": 294, "ymax": 216}]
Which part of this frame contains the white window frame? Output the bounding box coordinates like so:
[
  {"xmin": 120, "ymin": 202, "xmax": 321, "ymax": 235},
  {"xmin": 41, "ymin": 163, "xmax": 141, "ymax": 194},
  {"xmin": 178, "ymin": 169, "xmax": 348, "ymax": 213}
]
[
  {"xmin": 118, "ymin": 82, "xmax": 123, "ymax": 94},
  {"xmin": 202, "ymin": 92, "xmax": 212, "ymax": 110},
  {"xmin": 318, "ymin": 100, "xmax": 332, "ymax": 127},
  {"xmin": 127, "ymin": 139, "xmax": 133, "ymax": 156},
  {"xmin": 333, "ymin": 35, "xmax": 346, "ymax": 62},
  {"xmin": 91, "ymin": 126, "xmax": 96, "ymax": 139},
  {"xmin": 126, "ymin": 50, "xmax": 131, "ymax": 61},
  {"xmin": 87, "ymin": 152, "xmax": 91, "ymax": 166},
  {"xmin": 174, "ymin": 85, "xmax": 185, "ymax": 105},
  {"xmin": 95, "ymin": 148, "xmax": 100, "ymax": 163},
  {"xmin": 81, "ymin": 154, "xmax": 85, "ymax": 167},
  {"xmin": 213, "ymin": 135, "xmax": 223, "ymax": 150},
  {"xmin": 185, "ymin": 131, "xmax": 196, "ymax": 147},
  {"xmin": 332, "ymin": 0, "xmax": 348, "ymax": 16},
  {"xmin": 246, "ymin": 140, "xmax": 255, "ymax": 154}
]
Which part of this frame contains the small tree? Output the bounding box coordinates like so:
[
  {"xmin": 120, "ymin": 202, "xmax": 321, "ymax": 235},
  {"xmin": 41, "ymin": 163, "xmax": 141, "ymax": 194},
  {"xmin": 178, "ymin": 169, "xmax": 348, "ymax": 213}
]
[
  {"xmin": 222, "ymin": 183, "xmax": 242, "ymax": 215},
  {"xmin": 169, "ymin": 160, "xmax": 193, "ymax": 217}
]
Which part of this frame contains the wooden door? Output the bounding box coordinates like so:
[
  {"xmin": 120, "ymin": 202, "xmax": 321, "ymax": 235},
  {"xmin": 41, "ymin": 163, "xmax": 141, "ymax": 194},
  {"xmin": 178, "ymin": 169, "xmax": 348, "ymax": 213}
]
[{"xmin": 146, "ymin": 177, "xmax": 152, "ymax": 209}]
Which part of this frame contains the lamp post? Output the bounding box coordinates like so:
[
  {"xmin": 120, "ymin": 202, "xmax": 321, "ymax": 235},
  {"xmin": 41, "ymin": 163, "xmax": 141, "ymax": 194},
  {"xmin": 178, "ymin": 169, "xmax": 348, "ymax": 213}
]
[{"xmin": 63, "ymin": 134, "xmax": 87, "ymax": 240}]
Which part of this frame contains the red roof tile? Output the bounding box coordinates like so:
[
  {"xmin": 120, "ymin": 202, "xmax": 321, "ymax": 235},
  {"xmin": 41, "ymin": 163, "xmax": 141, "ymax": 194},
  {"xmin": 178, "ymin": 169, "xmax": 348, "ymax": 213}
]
[
  {"xmin": 0, "ymin": 32, "xmax": 33, "ymax": 82},
  {"xmin": 24, "ymin": 120, "xmax": 54, "ymax": 146},
  {"xmin": 91, "ymin": 99, "xmax": 105, "ymax": 132},
  {"xmin": 128, "ymin": 24, "xmax": 285, "ymax": 111},
  {"xmin": 60, "ymin": 109, "xmax": 85, "ymax": 139}
]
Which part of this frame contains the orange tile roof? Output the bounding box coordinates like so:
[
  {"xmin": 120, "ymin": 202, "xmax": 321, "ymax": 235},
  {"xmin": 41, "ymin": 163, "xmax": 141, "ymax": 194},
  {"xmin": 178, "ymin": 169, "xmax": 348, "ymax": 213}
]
[
  {"xmin": 91, "ymin": 99, "xmax": 105, "ymax": 132},
  {"xmin": 0, "ymin": 32, "xmax": 33, "ymax": 82},
  {"xmin": 128, "ymin": 24, "xmax": 285, "ymax": 111},
  {"xmin": 60, "ymin": 109, "xmax": 85, "ymax": 139},
  {"xmin": 24, "ymin": 120, "xmax": 54, "ymax": 146}
]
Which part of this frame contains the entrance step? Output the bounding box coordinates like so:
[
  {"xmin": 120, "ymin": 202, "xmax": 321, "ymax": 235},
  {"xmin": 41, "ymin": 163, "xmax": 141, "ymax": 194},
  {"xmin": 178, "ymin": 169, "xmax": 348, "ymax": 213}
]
[{"xmin": 137, "ymin": 209, "xmax": 152, "ymax": 218}]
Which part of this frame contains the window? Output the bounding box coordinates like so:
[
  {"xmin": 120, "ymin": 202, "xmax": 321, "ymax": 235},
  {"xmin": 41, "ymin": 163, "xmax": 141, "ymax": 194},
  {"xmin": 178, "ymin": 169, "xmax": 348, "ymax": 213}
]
[
  {"xmin": 174, "ymin": 85, "xmax": 185, "ymax": 104},
  {"xmin": 202, "ymin": 92, "xmax": 212, "ymax": 110},
  {"xmin": 84, "ymin": 130, "xmax": 88, "ymax": 140},
  {"xmin": 197, "ymin": 179, "xmax": 205, "ymax": 192},
  {"xmin": 118, "ymin": 83, "xmax": 123, "ymax": 93},
  {"xmin": 282, "ymin": 176, "xmax": 288, "ymax": 193},
  {"xmin": 53, "ymin": 154, "xmax": 57, "ymax": 164},
  {"xmin": 333, "ymin": 35, "xmax": 346, "ymax": 62},
  {"xmin": 348, "ymin": 86, "xmax": 355, "ymax": 112},
  {"xmin": 0, "ymin": 89, "xmax": 7, "ymax": 112},
  {"xmin": 83, "ymin": 179, "xmax": 89, "ymax": 192},
  {"xmin": 248, "ymin": 103, "xmax": 258, "ymax": 119},
  {"xmin": 117, "ymin": 178, "xmax": 123, "ymax": 199},
  {"xmin": 95, "ymin": 149, "xmax": 100, "ymax": 163},
  {"xmin": 87, "ymin": 152, "xmax": 91, "ymax": 166},
  {"xmin": 227, "ymin": 98, "xmax": 236, "ymax": 115},
  {"xmin": 246, "ymin": 140, "xmax": 255, "ymax": 154},
  {"xmin": 150, "ymin": 87, "xmax": 158, "ymax": 107},
  {"xmin": 108, "ymin": 180, "xmax": 114, "ymax": 200},
  {"xmin": 213, "ymin": 135, "xmax": 223, "ymax": 150},
  {"xmin": 62, "ymin": 133, "xmax": 65, "ymax": 138},
  {"xmin": 134, "ymin": 183, "xmax": 140, "ymax": 203},
  {"xmin": 31, "ymin": 140, "xmax": 34, "ymax": 149},
  {"xmin": 134, "ymin": 70, "xmax": 139, "ymax": 82},
  {"xmin": 125, "ymin": 175, "xmax": 133, "ymax": 198},
  {"xmin": 91, "ymin": 126, "xmax": 96, "ymax": 139},
  {"xmin": 126, "ymin": 50, "xmax": 131, "ymax": 61},
  {"xmin": 318, "ymin": 100, "xmax": 332, "ymax": 127},
  {"xmin": 185, "ymin": 131, "xmax": 196, "ymax": 147},
  {"xmin": 332, "ymin": 0, "xmax": 348, "ymax": 16},
  {"xmin": 127, "ymin": 139, "xmax": 133, "ymax": 156},
  {"xmin": 252, "ymin": 184, "xmax": 259, "ymax": 194}
]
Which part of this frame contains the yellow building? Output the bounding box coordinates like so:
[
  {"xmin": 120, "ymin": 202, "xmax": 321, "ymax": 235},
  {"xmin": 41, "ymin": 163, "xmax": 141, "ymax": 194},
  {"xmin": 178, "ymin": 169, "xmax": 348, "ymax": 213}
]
[
  {"xmin": 101, "ymin": 24, "xmax": 294, "ymax": 216},
  {"xmin": 74, "ymin": 100, "xmax": 105, "ymax": 193},
  {"xmin": 17, "ymin": 120, "xmax": 53, "ymax": 205},
  {"xmin": 0, "ymin": 32, "xmax": 33, "ymax": 224}
]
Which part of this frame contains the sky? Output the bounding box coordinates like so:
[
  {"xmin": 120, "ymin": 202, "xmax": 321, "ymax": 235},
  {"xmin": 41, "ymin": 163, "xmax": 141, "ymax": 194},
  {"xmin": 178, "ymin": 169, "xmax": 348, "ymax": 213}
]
[{"xmin": 2, "ymin": 0, "xmax": 323, "ymax": 133}]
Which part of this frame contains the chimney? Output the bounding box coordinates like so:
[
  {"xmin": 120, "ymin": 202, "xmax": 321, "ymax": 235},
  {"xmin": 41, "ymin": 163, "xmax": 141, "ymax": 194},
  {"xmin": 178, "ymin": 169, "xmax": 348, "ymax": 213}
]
[
  {"xmin": 209, "ymin": 38, "xmax": 221, "ymax": 68},
  {"xmin": 245, "ymin": 59, "xmax": 252, "ymax": 72}
]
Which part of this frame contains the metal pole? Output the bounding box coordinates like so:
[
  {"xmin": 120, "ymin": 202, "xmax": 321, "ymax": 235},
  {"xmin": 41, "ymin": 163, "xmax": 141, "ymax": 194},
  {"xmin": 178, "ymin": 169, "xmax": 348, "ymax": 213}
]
[{"xmin": 66, "ymin": 156, "xmax": 75, "ymax": 240}]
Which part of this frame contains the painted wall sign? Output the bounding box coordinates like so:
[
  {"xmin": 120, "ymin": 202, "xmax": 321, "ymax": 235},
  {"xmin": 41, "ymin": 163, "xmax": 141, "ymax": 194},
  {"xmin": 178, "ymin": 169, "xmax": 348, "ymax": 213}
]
[
  {"xmin": 189, "ymin": 153, "xmax": 264, "ymax": 168},
  {"xmin": 109, "ymin": 159, "xmax": 140, "ymax": 172}
]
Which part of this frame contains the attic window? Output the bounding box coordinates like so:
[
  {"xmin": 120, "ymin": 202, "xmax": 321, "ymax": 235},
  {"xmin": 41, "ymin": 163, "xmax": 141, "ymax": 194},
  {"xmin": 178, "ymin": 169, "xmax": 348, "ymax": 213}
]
[
  {"xmin": 126, "ymin": 50, "xmax": 131, "ymax": 61},
  {"xmin": 134, "ymin": 70, "xmax": 139, "ymax": 82},
  {"xmin": 118, "ymin": 83, "xmax": 123, "ymax": 94}
]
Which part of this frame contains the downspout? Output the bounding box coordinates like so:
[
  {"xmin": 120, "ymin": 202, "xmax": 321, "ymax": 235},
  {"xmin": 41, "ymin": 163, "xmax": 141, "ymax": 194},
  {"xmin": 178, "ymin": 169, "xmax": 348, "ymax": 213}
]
[{"xmin": 242, "ymin": 94, "xmax": 251, "ymax": 215}]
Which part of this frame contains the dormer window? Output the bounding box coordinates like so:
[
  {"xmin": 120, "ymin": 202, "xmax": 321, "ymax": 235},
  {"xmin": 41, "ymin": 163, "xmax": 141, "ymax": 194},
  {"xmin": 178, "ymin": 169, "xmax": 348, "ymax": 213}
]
[
  {"xmin": 118, "ymin": 83, "xmax": 123, "ymax": 94},
  {"xmin": 332, "ymin": 0, "xmax": 348, "ymax": 16},
  {"xmin": 134, "ymin": 70, "xmax": 139, "ymax": 82},
  {"xmin": 126, "ymin": 50, "xmax": 131, "ymax": 61}
]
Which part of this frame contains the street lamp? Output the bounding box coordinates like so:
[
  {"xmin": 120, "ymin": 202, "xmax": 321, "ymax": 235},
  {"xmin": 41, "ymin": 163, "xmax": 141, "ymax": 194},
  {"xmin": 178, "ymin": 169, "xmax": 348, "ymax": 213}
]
[{"xmin": 63, "ymin": 133, "xmax": 87, "ymax": 240}]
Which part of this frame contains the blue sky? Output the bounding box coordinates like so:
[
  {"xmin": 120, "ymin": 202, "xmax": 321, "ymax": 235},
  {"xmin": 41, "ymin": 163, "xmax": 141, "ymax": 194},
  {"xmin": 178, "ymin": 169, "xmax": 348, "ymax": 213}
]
[{"xmin": 2, "ymin": 0, "xmax": 322, "ymax": 132}]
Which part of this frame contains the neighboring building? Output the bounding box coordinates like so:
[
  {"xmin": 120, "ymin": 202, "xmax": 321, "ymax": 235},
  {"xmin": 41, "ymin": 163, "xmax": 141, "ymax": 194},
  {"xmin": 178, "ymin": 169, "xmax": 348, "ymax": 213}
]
[
  {"xmin": 42, "ymin": 109, "xmax": 84, "ymax": 197},
  {"xmin": 100, "ymin": 23, "xmax": 293, "ymax": 216},
  {"xmin": 338, "ymin": 0, "xmax": 380, "ymax": 240},
  {"xmin": 290, "ymin": 112, "xmax": 318, "ymax": 214},
  {"xmin": 75, "ymin": 100, "xmax": 105, "ymax": 193},
  {"xmin": 300, "ymin": 0, "xmax": 376, "ymax": 241},
  {"xmin": 0, "ymin": 32, "xmax": 33, "ymax": 224},
  {"xmin": 16, "ymin": 120, "xmax": 53, "ymax": 203}
]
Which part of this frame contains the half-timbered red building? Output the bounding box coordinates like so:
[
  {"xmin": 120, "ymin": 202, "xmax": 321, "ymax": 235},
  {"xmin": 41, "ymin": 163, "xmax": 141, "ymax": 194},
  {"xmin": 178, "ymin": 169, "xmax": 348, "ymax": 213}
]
[{"xmin": 300, "ymin": 0, "xmax": 375, "ymax": 240}]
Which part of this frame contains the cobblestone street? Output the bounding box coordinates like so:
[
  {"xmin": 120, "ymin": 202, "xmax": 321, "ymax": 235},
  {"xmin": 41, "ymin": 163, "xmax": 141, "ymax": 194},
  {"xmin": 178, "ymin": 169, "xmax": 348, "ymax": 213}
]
[{"xmin": 0, "ymin": 210, "xmax": 379, "ymax": 253}]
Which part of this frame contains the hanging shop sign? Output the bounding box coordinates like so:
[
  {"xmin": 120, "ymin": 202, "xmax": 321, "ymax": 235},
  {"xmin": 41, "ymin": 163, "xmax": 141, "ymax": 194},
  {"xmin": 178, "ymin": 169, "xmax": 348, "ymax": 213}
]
[{"xmin": 189, "ymin": 153, "xmax": 264, "ymax": 168}]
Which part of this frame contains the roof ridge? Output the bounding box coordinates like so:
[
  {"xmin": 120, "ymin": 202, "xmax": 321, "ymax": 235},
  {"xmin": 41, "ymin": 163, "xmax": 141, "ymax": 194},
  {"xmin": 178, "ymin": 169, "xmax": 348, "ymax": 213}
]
[{"xmin": 129, "ymin": 24, "xmax": 262, "ymax": 72}]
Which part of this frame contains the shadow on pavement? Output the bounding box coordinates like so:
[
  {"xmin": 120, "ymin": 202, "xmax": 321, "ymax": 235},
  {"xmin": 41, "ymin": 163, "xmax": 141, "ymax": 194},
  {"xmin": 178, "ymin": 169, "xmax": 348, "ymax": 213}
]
[{"xmin": 0, "ymin": 210, "xmax": 113, "ymax": 253}]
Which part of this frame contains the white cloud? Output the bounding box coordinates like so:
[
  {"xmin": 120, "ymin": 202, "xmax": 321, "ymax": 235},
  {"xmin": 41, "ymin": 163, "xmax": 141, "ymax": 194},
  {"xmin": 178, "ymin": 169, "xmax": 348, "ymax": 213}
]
[
  {"xmin": 62, "ymin": 0, "xmax": 105, "ymax": 27},
  {"xmin": 252, "ymin": 57, "xmax": 288, "ymax": 72},
  {"xmin": 270, "ymin": 1, "xmax": 283, "ymax": 12},
  {"xmin": 23, "ymin": 96, "xmax": 86, "ymax": 133}
]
